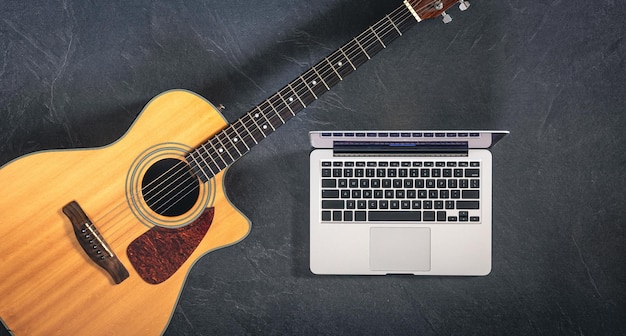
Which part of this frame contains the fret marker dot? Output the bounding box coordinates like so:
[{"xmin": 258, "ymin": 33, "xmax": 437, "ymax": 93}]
[
  {"xmin": 254, "ymin": 113, "xmax": 259, "ymax": 118},
  {"xmin": 312, "ymin": 80, "xmax": 317, "ymax": 85},
  {"xmin": 263, "ymin": 125, "xmax": 268, "ymax": 130},
  {"xmin": 218, "ymin": 148, "xmax": 224, "ymax": 153},
  {"xmin": 338, "ymin": 61, "xmax": 343, "ymax": 66},
  {"xmin": 233, "ymin": 137, "xmax": 238, "ymax": 142},
  {"xmin": 289, "ymin": 97, "xmax": 294, "ymax": 102}
]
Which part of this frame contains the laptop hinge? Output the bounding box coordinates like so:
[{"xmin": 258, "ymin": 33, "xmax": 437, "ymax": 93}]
[{"xmin": 332, "ymin": 141, "xmax": 468, "ymax": 157}]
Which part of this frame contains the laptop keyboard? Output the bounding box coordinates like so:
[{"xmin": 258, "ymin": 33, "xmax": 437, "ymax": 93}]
[{"xmin": 320, "ymin": 160, "xmax": 481, "ymax": 223}]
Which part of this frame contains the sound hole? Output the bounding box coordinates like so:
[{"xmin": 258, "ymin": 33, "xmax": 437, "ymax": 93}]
[{"xmin": 141, "ymin": 158, "xmax": 200, "ymax": 217}]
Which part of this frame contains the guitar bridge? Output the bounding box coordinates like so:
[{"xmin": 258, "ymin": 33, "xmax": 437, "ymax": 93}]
[{"xmin": 62, "ymin": 201, "xmax": 129, "ymax": 284}]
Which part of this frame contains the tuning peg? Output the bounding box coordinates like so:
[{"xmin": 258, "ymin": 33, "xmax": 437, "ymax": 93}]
[
  {"xmin": 458, "ymin": 0, "xmax": 470, "ymax": 11},
  {"xmin": 441, "ymin": 11, "xmax": 452, "ymax": 24}
]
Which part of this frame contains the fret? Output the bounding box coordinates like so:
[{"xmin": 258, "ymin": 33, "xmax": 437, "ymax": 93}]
[
  {"xmin": 395, "ymin": 6, "xmax": 418, "ymax": 33},
  {"xmin": 325, "ymin": 57, "xmax": 342, "ymax": 80},
  {"xmin": 248, "ymin": 111, "xmax": 269, "ymax": 137},
  {"xmin": 223, "ymin": 123, "xmax": 246, "ymax": 150},
  {"xmin": 281, "ymin": 86, "xmax": 305, "ymax": 113},
  {"xmin": 197, "ymin": 143, "xmax": 222, "ymax": 173},
  {"xmin": 255, "ymin": 107, "xmax": 276, "ymax": 132},
  {"xmin": 358, "ymin": 31, "xmax": 385, "ymax": 59},
  {"xmin": 276, "ymin": 89, "xmax": 296, "ymax": 116},
  {"xmin": 216, "ymin": 132, "xmax": 238, "ymax": 160},
  {"xmin": 370, "ymin": 26, "xmax": 386, "ymax": 48},
  {"xmin": 312, "ymin": 66, "xmax": 330, "ymax": 90},
  {"xmin": 299, "ymin": 75, "xmax": 318, "ymax": 100},
  {"xmin": 354, "ymin": 38, "xmax": 371, "ymax": 60},
  {"xmin": 265, "ymin": 98, "xmax": 285, "ymax": 124},
  {"xmin": 287, "ymin": 83, "xmax": 307, "ymax": 108},
  {"xmin": 194, "ymin": 144, "xmax": 213, "ymax": 173},
  {"xmin": 339, "ymin": 47, "xmax": 357, "ymax": 70},
  {"xmin": 373, "ymin": 18, "xmax": 401, "ymax": 47},
  {"xmin": 266, "ymin": 99, "xmax": 286, "ymax": 128},
  {"xmin": 226, "ymin": 125, "xmax": 250, "ymax": 153},
  {"xmin": 328, "ymin": 50, "xmax": 354, "ymax": 79},
  {"xmin": 292, "ymin": 77, "xmax": 317, "ymax": 107},
  {"xmin": 237, "ymin": 117, "xmax": 260, "ymax": 145},
  {"xmin": 386, "ymin": 14, "xmax": 402, "ymax": 36},
  {"xmin": 269, "ymin": 93, "xmax": 294, "ymax": 122},
  {"xmin": 342, "ymin": 41, "xmax": 369, "ymax": 69},
  {"xmin": 315, "ymin": 61, "xmax": 342, "ymax": 89},
  {"xmin": 293, "ymin": 80, "xmax": 316, "ymax": 107},
  {"xmin": 186, "ymin": 151, "xmax": 210, "ymax": 182},
  {"xmin": 206, "ymin": 140, "xmax": 229, "ymax": 168},
  {"xmin": 302, "ymin": 70, "xmax": 328, "ymax": 98}
]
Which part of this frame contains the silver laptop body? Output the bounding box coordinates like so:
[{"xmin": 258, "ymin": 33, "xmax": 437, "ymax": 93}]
[{"xmin": 309, "ymin": 130, "xmax": 508, "ymax": 275}]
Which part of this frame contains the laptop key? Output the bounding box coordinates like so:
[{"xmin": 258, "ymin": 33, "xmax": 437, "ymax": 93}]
[
  {"xmin": 322, "ymin": 179, "xmax": 336, "ymax": 187},
  {"xmin": 369, "ymin": 211, "xmax": 421, "ymax": 221},
  {"xmin": 459, "ymin": 211, "xmax": 469, "ymax": 222},
  {"xmin": 322, "ymin": 190, "xmax": 339, "ymax": 198},
  {"xmin": 456, "ymin": 201, "xmax": 480, "ymax": 209},
  {"xmin": 355, "ymin": 211, "xmax": 366, "ymax": 221},
  {"xmin": 423, "ymin": 211, "xmax": 435, "ymax": 221},
  {"xmin": 322, "ymin": 200, "xmax": 344, "ymax": 209},
  {"xmin": 344, "ymin": 211, "xmax": 353, "ymax": 221},
  {"xmin": 333, "ymin": 211, "xmax": 342, "ymax": 221},
  {"xmin": 437, "ymin": 211, "xmax": 447, "ymax": 221},
  {"xmin": 462, "ymin": 190, "xmax": 479, "ymax": 199},
  {"xmin": 321, "ymin": 211, "xmax": 331, "ymax": 221},
  {"xmin": 465, "ymin": 169, "xmax": 480, "ymax": 177}
]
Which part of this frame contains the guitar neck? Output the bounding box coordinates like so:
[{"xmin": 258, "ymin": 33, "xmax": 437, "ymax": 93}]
[{"xmin": 187, "ymin": 1, "xmax": 452, "ymax": 181}]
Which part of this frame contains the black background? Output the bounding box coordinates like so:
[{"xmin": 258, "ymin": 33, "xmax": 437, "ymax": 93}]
[{"xmin": 1, "ymin": 0, "xmax": 625, "ymax": 335}]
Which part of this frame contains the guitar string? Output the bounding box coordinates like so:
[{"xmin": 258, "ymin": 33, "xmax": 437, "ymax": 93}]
[
  {"xmin": 195, "ymin": 0, "xmax": 438, "ymax": 161},
  {"xmin": 97, "ymin": 0, "xmax": 438, "ymax": 242},
  {"xmin": 97, "ymin": 0, "xmax": 430, "ymax": 239},
  {"xmin": 98, "ymin": 3, "xmax": 436, "ymax": 245},
  {"xmin": 179, "ymin": 0, "xmax": 432, "ymax": 174},
  {"xmin": 98, "ymin": 0, "xmax": 430, "ymax": 241},
  {"xmin": 180, "ymin": 0, "xmax": 424, "ymax": 175},
  {"xmin": 146, "ymin": 1, "xmax": 444, "ymax": 216},
  {"xmin": 130, "ymin": 0, "xmax": 426, "ymax": 216}
]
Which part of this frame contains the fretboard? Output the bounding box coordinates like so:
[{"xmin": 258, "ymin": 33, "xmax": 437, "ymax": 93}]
[{"xmin": 187, "ymin": 2, "xmax": 426, "ymax": 182}]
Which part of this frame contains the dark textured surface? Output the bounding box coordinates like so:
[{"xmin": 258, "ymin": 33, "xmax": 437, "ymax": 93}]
[{"xmin": 1, "ymin": 0, "xmax": 625, "ymax": 335}]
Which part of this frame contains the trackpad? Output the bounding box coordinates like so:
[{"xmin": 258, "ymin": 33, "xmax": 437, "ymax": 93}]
[{"xmin": 370, "ymin": 227, "xmax": 431, "ymax": 272}]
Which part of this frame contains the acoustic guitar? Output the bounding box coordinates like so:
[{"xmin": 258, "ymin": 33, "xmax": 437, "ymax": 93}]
[{"xmin": 0, "ymin": 1, "xmax": 468, "ymax": 334}]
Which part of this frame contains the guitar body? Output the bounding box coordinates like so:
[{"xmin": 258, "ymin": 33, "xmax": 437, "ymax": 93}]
[{"xmin": 0, "ymin": 90, "xmax": 251, "ymax": 335}]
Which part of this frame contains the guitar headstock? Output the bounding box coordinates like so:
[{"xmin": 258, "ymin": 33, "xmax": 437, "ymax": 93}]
[{"xmin": 404, "ymin": 0, "xmax": 470, "ymax": 24}]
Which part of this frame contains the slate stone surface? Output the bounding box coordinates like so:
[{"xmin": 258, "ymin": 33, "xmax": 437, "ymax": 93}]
[{"xmin": 0, "ymin": 0, "xmax": 624, "ymax": 335}]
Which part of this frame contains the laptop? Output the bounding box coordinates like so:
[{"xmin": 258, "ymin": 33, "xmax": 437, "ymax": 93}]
[{"xmin": 309, "ymin": 130, "xmax": 508, "ymax": 275}]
